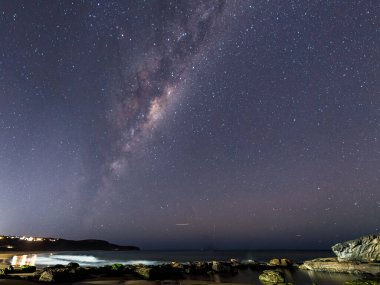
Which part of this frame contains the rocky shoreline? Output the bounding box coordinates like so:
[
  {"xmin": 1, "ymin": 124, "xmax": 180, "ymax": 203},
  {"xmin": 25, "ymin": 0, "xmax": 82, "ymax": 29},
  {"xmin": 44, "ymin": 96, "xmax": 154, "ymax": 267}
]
[
  {"xmin": 299, "ymin": 257, "xmax": 380, "ymax": 275},
  {"xmin": 1, "ymin": 259, "xmax": 297, "ymax": 283},
  {"xmin": 0, "ymin": 234, "xmax": 379, "ymax": 284},
  {"xmin": 0, "ymin": 257, "xmax": 378, "ymax": 284},
  {"xmin": 299, "ymin": 234, "xmax": 380, "ymax": 277}
]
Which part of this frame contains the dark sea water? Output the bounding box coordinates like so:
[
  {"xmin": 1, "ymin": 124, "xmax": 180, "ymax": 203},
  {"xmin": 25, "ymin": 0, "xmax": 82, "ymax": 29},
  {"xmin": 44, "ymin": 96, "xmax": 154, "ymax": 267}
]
[{"xmin": 5, "ymin": 250, "xmax": 378, "ymax": 285}]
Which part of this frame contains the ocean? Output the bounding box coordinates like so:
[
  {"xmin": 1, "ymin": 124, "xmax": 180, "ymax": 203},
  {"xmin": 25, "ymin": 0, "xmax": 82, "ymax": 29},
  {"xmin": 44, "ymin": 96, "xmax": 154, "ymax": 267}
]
[
  {"xmin": 17, "ymin": 250, "xmax": 334, "ymax": 267},
  {"xmin": 5, "ymin": 250, "xmax": 372, "ymax": 285}
]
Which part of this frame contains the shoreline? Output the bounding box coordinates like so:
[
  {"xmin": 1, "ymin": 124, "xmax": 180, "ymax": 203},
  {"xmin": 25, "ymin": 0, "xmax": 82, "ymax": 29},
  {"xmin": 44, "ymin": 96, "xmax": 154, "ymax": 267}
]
[{"xmin": 1, "ymin": 251, "xmax": 379, "ymax": 285}]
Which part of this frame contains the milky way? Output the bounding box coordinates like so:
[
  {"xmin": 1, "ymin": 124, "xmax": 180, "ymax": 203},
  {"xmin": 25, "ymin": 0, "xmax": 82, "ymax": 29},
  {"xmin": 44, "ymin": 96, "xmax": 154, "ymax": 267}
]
[
  {"xmin": 0, "ymin": 0, "xmax": 379, "ymax": 249},
  {"xmin": 107, "ymin": 1, "xmax": 229, "ymax": 175},
  {"xmin": 83, "ymin": 0, "xmax": 236, "ymax": 229}
]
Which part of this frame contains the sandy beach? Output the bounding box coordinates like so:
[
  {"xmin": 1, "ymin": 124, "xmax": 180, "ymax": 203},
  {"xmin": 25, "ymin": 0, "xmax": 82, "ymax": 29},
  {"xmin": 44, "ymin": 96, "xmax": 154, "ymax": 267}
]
[
  {"xmin": 0, "ymin": 252, "xmax": 42, "ymax": 269},
  {"xmin": 0, "ymin": 253, "xmax": 20, "ymax": 269}
]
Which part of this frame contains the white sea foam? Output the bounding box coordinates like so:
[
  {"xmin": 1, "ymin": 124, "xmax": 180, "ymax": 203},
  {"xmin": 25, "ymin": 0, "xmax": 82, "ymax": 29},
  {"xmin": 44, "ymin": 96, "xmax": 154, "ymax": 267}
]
[
  {"xmin": 34, "ymin": 255, "xmax": 105, "ymax": 266},
  {"xmin": 52, "ymin": 255, "xmax": 103, "ymax": 263},
  {"xmin": 33, "ymin": 254, "xmax": 162, "ymax": 267}
]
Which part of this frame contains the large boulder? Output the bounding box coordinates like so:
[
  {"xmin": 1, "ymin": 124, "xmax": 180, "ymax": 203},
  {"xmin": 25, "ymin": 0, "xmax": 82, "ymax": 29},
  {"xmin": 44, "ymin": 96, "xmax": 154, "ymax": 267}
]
[
  {"xmin": 258, "ymin": 270, "xmax": 285, "ymax": 283},
  {"xmin": 37, "ymin": 265, "xmax": 89, "ymax": 283},
  {"xmin": 332, "ymin": 235, "xmax": 380, "ymax": 262},
  {"xmin": 170, "ymin": 262, "xmax": 184, "ymax": 270},
  {"xmin": 300, "ymin": 257, "xmax": 380, "ymax": 275},
  {"xmin": 269, "ymin": 258, "xmax": 293, "ymax": 267},
  {"xmin": 39, "ymin": 271, "xmax": 55, "ymax": 282},
  {"xmin": 134, "ymin": 266, "xmax": 151, "ymax": 279}
]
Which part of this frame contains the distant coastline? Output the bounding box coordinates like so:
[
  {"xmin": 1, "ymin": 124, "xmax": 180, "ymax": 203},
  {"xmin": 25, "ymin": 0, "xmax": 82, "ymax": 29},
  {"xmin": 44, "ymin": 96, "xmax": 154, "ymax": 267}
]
[{"xmin": 0, "ymin": 235, "xmax": 139, "ymax": 251}]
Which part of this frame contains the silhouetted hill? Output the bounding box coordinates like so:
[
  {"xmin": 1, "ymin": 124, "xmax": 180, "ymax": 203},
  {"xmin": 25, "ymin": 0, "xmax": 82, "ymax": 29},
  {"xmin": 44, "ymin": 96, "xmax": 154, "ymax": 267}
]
[{"xmin": 0, "ymin": 236, "xmax": 139, "ymax": 251}]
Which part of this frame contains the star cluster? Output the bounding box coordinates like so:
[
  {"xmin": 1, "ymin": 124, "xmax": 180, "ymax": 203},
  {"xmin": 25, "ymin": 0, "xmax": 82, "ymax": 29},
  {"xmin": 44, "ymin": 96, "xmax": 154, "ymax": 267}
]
[{"xmin": 0, "ymin": 0, "xmax": 379, "ymax": 249}]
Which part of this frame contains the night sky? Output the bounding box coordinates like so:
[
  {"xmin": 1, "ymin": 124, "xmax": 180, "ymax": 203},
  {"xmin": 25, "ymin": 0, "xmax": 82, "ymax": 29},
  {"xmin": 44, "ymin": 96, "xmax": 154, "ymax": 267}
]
[{"xmin": 0, "ymin": 0, "xmax": 379, "ymax": 250}]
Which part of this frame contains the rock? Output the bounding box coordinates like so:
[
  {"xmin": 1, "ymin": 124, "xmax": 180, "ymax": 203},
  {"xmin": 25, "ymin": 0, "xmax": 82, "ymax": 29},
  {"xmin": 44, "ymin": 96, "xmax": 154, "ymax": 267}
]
[
  {"xmin": 99, "ymin": 263, "xmax": 125, "ymax": 276},
  {"xmin": 269, "ymin": 258, "xmax": 293, "ymax": 267},
  {"xmin": 48, "ymin": 264, "xmax": 66, "ymax": 269},
  {"xmin": 269, "ymin": 259, "xmax": 281, "ymax": 266},
  {"xmin": 171, "ymin": 262, "xmax": 184, "ymax": 270},
  {"xmin": 20, "ymin": 265, "xmax": 37, "ymax": 273},
  {"xmin": 245, "ymin": 259, "xmax": 261, "ymax": 269},
  {"xmin": 67, "ymin": 262, "xmax": 80, "ymax": 269},
  {"xmin": 39, "ymin": 271, "xmax": 55, "ymax": 282},
  {"xmin": 150, "ymin": 265, "xmax": 185, "ymax": 279},
  {"xmin": 280, "ymin": 259, "xmax": 292, "ymax": 266},
  {"xmin": 344, "ymin": 280, "xmax": 378, "ymax": 285},
  {"xmin": 188, "ymin": 261, "xmax": 209, "ymax": 273},
  {"xmin": 135, "ymin": 266, "xmax": 152, "ymax": 279},
  {"xmin": 229, "ymin": 259, "xmax": 248, "ymax": 269},
  {"xmin": 38, "ymin": 266, "xmax": 87, "ymax": 283},
  {"xmin": 124, "ymin": 265, "xmax": 135, "ymax": 274},
  {"xmin": 259, "ymin": 270, "xmax": 285, "ymax": 283},
  {"xmin": 300, "ymin": 257, "xmax": 380, "ymax": 275},
  {"xmin": 211, "ymin": 261, "xmax": 233, "ymax": 273},
  {"xmin": 111, "ymin": 263, "xmax": 124, "ymax": 271},
  {"xmin": 332, "ymin": 235, "xmax": 380, "ymax": 262},
  {"xmin": 4, "ymin": 265, "xmax": 14, "ymax": 274}
]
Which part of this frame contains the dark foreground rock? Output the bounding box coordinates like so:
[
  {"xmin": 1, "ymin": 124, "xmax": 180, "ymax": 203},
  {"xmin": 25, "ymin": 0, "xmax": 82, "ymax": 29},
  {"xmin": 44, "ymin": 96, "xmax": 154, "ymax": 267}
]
[
  {"xmin": 134, "ymin": 264, "xmax": 188, "ymax": 280},
  {"xmin": 39, "ymin": 271, "xmax": 55, "ymax": 282},
  {"xmin": 300, "ymin": 257, "xmax": 380, "ymax": 275},
  {"xmin": 134, "ymin": 266, "xmax": 151, "ymax": 279},
  {"xmin": 344, "ymin": 280, "xmax": 380, "ymax": 285},
  {"xmin": 37, "ymin": 265, "xmax": 90, "ymax": 283},
  {"xmin": 332, "ymin": 235, "xmax": 380, "ymax": 262},
  {"xmin": 258, "ymin": 269, "xmax": 285, "ymax": 283}
]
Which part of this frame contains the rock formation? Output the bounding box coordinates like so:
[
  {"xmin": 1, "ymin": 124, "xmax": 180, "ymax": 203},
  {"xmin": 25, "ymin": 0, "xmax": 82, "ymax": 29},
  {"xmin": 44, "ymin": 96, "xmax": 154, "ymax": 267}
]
[
  {"xmin": 332, "ymin": 235, "xmax": 380, "ymax": 262},
  {"xmin": 258, "ymin": 270, "xmax": 285, "ymax": 283},
  {"xmin": 299, "ymin": 257, "xmax": 380, "ymax": 275}
]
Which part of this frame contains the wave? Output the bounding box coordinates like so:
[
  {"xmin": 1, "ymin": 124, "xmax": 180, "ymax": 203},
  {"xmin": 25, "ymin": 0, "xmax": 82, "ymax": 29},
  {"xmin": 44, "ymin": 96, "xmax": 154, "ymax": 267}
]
[
  {"xmin": 50, "ymin": 255, "xmax": 104, "ymax": 263},
  {"xmin": 34, "ymin": 254, "xmax": 163, "ymax": 267},
  {"xmin": 34, "ymin": 255, "xmax": 105, "ymax": 266}
]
